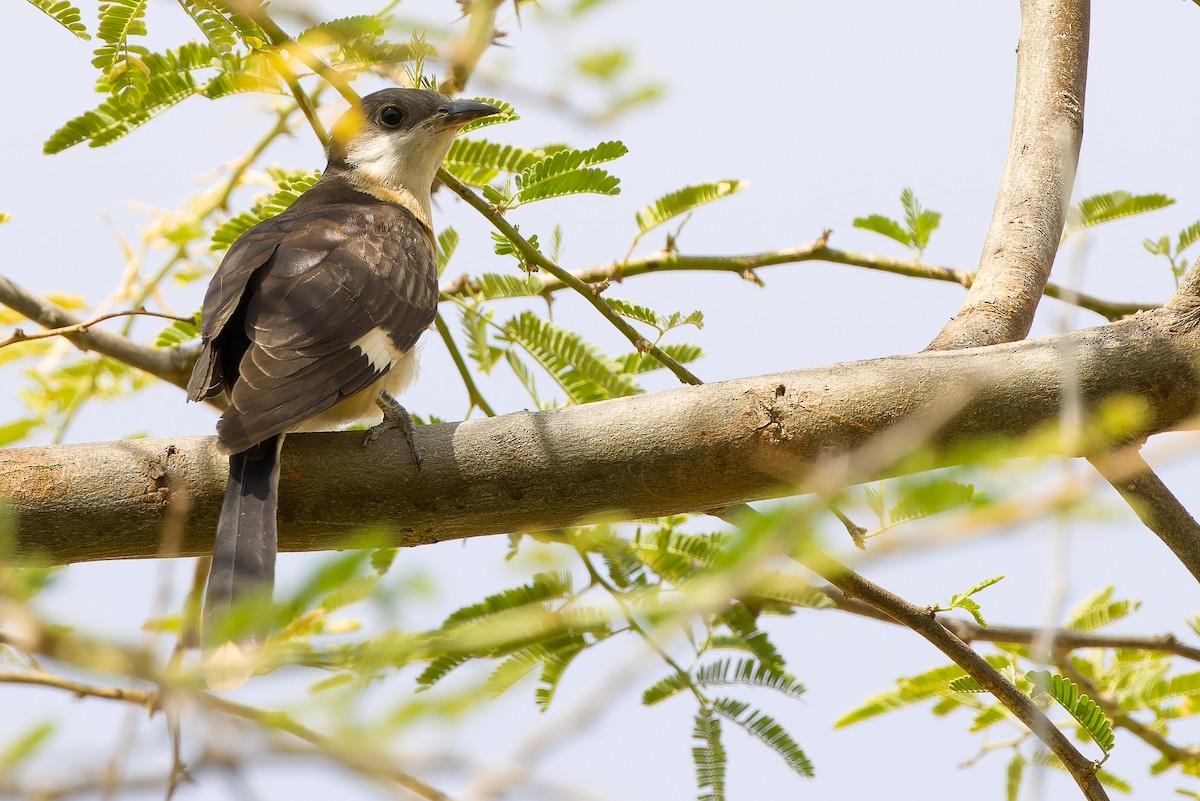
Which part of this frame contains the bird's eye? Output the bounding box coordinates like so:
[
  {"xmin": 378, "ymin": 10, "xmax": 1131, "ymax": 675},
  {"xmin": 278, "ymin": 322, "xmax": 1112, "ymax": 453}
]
[{"xmin": 378, "ymin": 106, "xmax": 404, "ymax": 128}]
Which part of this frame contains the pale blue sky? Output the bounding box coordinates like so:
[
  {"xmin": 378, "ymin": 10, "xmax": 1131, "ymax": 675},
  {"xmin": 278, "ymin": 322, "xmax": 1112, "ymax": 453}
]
[{"xmin": 1, "ymin": 1, "xmax": 1199, "ymax": 799}]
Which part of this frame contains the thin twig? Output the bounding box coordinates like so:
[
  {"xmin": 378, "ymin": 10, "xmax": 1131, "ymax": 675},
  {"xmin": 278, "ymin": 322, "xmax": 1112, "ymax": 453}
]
[
  {"xmin": 438, "ymin": 236, "xmax": 1152, "ymax": 322},
  {"xmin": 819, "ymin": 585, "xmax": 1200, "ymax": 662},
  {"xmin": 0, "ymin": 309, "xmax": 193, "ymax": 351},
  {"xmin": 199, "ymin": 694, "xmax": 457, "ymax": 801},
  {"xmin": 434, "ymin": 311, "xmax": 496, "ymax": 416}
]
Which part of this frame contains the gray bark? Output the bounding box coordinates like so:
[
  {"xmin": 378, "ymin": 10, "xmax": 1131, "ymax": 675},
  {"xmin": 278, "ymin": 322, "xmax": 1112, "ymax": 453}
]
[{"xmin": 5, "ymin": 306, "xmax": 1198, "ymax": 566}]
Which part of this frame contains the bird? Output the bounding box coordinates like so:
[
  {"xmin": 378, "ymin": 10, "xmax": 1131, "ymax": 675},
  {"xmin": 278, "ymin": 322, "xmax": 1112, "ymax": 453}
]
[{"xmin": 187, "ymin": 88, "xmax": 499, "ymax": 684}]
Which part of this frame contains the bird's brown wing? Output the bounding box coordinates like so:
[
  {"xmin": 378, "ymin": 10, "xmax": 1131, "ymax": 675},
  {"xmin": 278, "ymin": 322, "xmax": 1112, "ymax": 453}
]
[{"xmin": 189, "ymin": 196, "xmax": 438, "ymax": 455}]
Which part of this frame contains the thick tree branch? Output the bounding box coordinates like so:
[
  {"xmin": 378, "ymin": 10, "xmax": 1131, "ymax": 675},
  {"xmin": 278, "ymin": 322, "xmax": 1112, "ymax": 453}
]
[
  {"xmin": 928, "ymin": 0, "xmax": 1090, "ymax": 350},
  {"xmin": 5, "ymin": 306, "xmax": 1200, "ymax": 565}
]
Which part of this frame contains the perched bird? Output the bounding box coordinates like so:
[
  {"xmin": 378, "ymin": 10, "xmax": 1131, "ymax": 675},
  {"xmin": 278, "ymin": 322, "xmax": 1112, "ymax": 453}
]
[{"xmin": 188, "ymin": 88, "xmax": 499, "ymax": 683}]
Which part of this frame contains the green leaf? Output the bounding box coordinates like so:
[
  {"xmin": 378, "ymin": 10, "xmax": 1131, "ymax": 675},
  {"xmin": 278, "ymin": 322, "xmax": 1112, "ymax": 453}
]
[
  {"xmin": 27, "ymin": 0, "xmax": 90, "ymax": 39},
  {"xmin": 176, "ymin": 0, "xmax": 238, "ymax": 55},
  {"xmin": 296, "ymin": 15, "xmax": 385, "ymax": 47},
  {"xmin": 717, "ymin": 602, "xmax": 786, "ymax": 674},
  {"xmin": 1067, "ymin": 191, "xmax": 1175, "ymax": 232},
  {"xmin": 617, "ymin": 343, "xmax": 703, "ymax": 374},
  {"xmin": 948, "ymin": 675, "xmax": 986, "ymax": 693},
  {"xmin": 211, "ymin": 170, "xmax": 323, "ymax": 250},
  {"xmin": 634, "ymin": 180, "xmax": 745, "ymax": 235},
  {"xmin": 711, "ymin": 697, "xmax": 814, "ymax": 777},
  {"xmin": 443, "ymin": 138, "xmax": 543, "ymax": 186},
  {"xmin": 887, "ymin": 479, "xmax": 976, "ymax": 524},
  {"xmin": 835, "ymin": 663, "xmax": 971, "ymax": 726},
  {"xmin": 0, "ymin": 720, "xmax": 55, "ymax": 769},
  {"xmin": 852, "ymin": 213, "xmax": 911, "ymax": 249},
  {"xmin": 458, "ymin": 97, "xmax": 519, "ymax": 135},
  {"xmin": 643, "ymin": 671, "xmax": 691, "ymax": 706},
  {"xmin": 154, "ymin": 311, "xmax": 200, "ymax": 347},
  {"xmin": 514, "ymin": 141, "xmax": 627, "ymax": 204},
  {"xmin": 692, "ymin": 708, "xmax": 727, "ymax": 801},
  {"xmin": 743, "ymin": 570, "xmax": 833, "ymax": 610},
  {"xmin": 514, "ymin": 167, "xmax": 622, "ymax": 204},
  {"xmin": 436, "ymin": 226, "xmax": 459, "ymax": 275},
  {"xmin": 1064, "ymin": 586, "xmax": 1140, "ymax": 631},
  {"xmin": 534, "ymin": 638, "xmax": 584, "ymax": 710},
  {"xmin": 694, "ymin": 658, "xmax": 806, "ymax": 699},
  {"xmin": 442, "ymin": 571, "xmax": 573, "ymax": 628},
  {"xmin": 460, "ymin": 306, "xmax": 503, "ymax": 373},
  {"xmin": 467, "ymin": 272, "xmax": 545, "ymax": 300},
  {"xmin": 1136, "ymin": 671, "xmax": 1200, "ymax": 705},
  {"xmin": 942, "ymin": 574, "xmax": 1003, "ymax": 626},
  {"xmin": 414, "ymin": 652, "xmax": 472, "ymax": 689},
  {"xmin": 1178, "ymin": 221, "xmax": 1200, "ymax": 253},
  {"xmin": 900, "ymin": 186, "xmax": 941, "ymax": 254},
  {"xmin": 501, "ymin": 311, "xmax": 638, "ymax": 403},
  {"xmin": 486, "ymin": 647, "xmax": 545, "ymax": 698},
  {"xmin": 47, "ymin": 42, "xmax": 236, "ymax": 152},
  {"xmin": 94, "ymin": 0, "xmax": 150, "ymax": 100},
  {"xmin": 1026, "ymin": 670, "xmax": 1115, "ymax": 753},
  {"xmin": 1006, "ymin": 753, "xmax": 1025, "ymax": 801}
]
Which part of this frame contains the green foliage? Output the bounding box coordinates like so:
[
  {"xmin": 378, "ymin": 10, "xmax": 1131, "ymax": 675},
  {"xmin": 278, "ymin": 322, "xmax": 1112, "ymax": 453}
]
[
  {"xmin": 500, "ymin": 311, "xmax": 638, "ymax": 403},
  {"xmin": 1026, "ymin": 670, "xmax": 1115, "ymax": 753},
  {"xmin": 443, "ymin": 137, "xmax": 543, "ymax": 187},
  {"xmin": 835, "ymin": 663, "xmax": 982, "ymax": 726},
  {"xmin": 27, "ymin": 0, "xmax": 90, "ymax": 39},
  {"xmin": 606, "ymin": 297, "xmax": 703, "ymax": 334},
  {"xmin": 1064, "ymin": 586, "xmax": 1141, "ymax": 631},
  {"xmin": 1067, "ymin": 190, "xmax": 1175, "ymax": 233},
  {"xmin": 617, "ymin": 342, "xmax": 703, "ymax": 374},
  {"xmin": 711, "ymin": 697, "xmax": 814, "ymax": 777},
  {"xmin": 154, "ymin": 311, "xmax": 200, "ymax": 348},
  {"xmin": 436, "ymin": 227, "xmax": 459, "ymax": 275},
  {"xmin": 853, "ymin": 187, "xmax": 942, "ymax": 258},
  {"xmin": 949, "ymin": 675, "xmax": 987, "ymax": 693},
  {"xmin": 0, "ymin": 720, "xmax": 55, "ymax": 770},
  {"xmin": 1144, "ymin": 219, "xmax": 1200, "ymax": 285},
  {"xmin": 458, "ymin": 97, "xmax": 520, "ymax": 135},
  {"xmin": 1006, "ymin": 753, "xmax": 1024, "ymax": 801},
  {"xmin": 938, "ymin": 575, "xmax": 1003, "ymax": 627},
  {"xmin": 211, "ymin": 169, "xmax": 323, "ymax": 250},
  {"xmin": 176, "ymin": 0, "xmax": 239, "ymax": 56},
  {"xmin": 886, "ymin": 479, "xmax": 977, "ymax": 525},
  {"xmin": 692, "ymin": 709, "xmax": 727, "ymax": 801},
  {"xmin": 94, "ymin": 0, "xmax": 150, "ymax": 100},
  {"xmin": 634, "ymin": 180, "xmax": 745, "ymax": 236},
  {"xmin": 512, "ymin": 141, "xmax": 627, "ymax": 204},
  {"xmin": 46, "ymin": 42, "xmax": 279, "ymax": 153}
]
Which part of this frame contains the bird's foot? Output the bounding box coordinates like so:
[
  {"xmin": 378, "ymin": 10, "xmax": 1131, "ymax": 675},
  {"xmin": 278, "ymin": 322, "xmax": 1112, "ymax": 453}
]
[{"xmin": 366, "ymin": 390, "xmax": 422, "ymax": 470}]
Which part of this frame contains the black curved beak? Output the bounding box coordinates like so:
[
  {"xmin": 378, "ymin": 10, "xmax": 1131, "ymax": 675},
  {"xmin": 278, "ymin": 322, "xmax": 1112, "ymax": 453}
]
[{"xmin": 434, "ymin": 98, "xmax": 502, "ymax": 130}]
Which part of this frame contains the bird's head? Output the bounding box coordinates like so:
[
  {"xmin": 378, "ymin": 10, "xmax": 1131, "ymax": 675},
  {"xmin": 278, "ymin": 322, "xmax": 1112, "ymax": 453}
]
[{"xmin": 328, "ymin": 88, "xmax": 500, "ymax": 200}]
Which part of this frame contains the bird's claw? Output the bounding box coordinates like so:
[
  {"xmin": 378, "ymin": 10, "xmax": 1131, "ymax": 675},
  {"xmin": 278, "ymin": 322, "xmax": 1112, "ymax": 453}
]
[{"xmin": 366, "ymin": 391, "xmax": 422, "ymax": 470}]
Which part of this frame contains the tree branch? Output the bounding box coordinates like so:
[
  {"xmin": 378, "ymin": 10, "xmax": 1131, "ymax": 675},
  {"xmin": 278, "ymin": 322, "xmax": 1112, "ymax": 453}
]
[
  {"xmin": 0, "ymin": 275, "xmax": 198, "ymax": 391},
  {"xmin": 808, "ymin": 556, "xmax": 1107, "ymax": 799},
  {"xmin": 439, "ymin": 235, "xmax": 1151, "ymax": 322},
  {"xmin": 6, "ymin": 306, "xmax": 1200, "ymax": 565},
  {"xmin": 928, "ymin": 0, "xmax": 1090, "ymax": 349},
  {"xmin": 820, "ymin": 586, "xmax": 1200, "ymax": 662}
]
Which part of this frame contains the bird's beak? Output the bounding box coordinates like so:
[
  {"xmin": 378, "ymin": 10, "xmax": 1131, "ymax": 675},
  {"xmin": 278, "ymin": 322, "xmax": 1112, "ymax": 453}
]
[{"xmin": 433, "ymin": 98, "xmax": 502, "ymax": 130}]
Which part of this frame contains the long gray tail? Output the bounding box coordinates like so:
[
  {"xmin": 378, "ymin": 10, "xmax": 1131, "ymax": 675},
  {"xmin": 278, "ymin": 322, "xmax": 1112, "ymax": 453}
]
[{"xmin": 204, "ymin": 434, "xmax": 283, "ymax": 650}]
